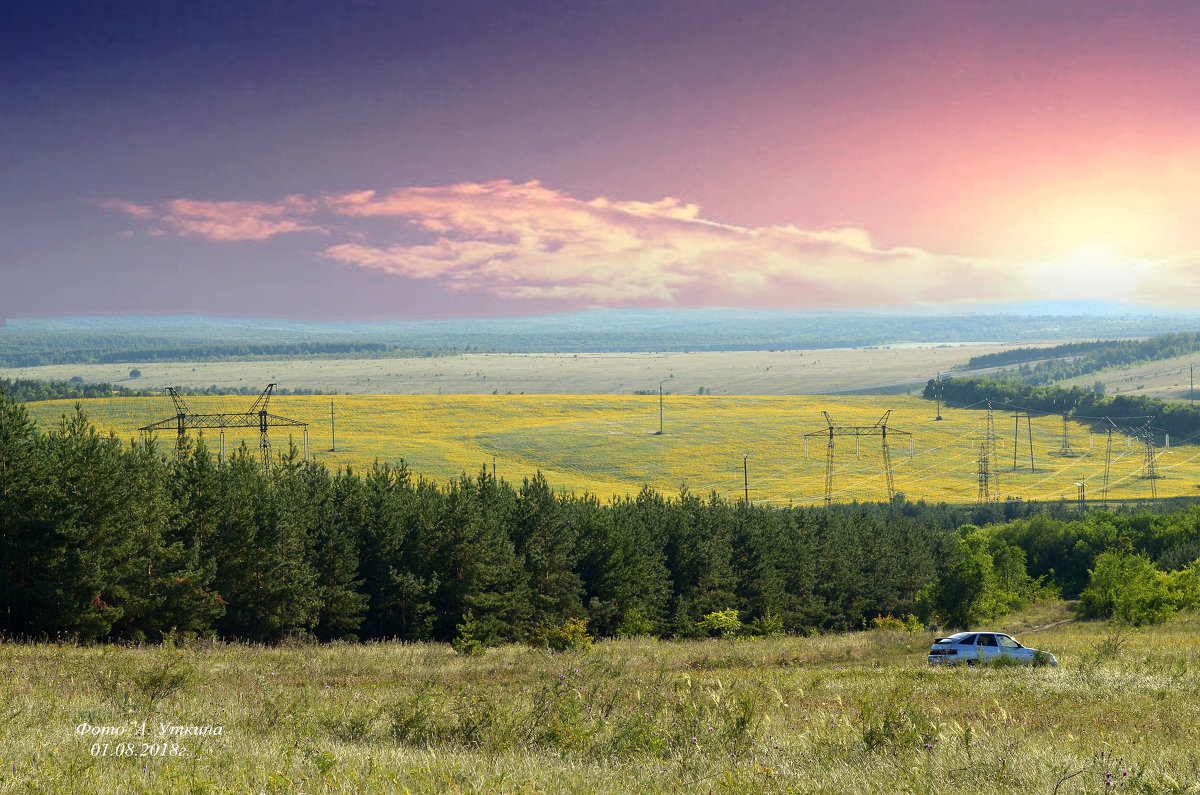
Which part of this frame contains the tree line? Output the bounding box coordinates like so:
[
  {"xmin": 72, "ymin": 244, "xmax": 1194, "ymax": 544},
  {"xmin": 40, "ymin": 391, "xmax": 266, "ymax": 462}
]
[
  {"xmin": 927, "ymin": 377, "xmax": 1200, "ymax": 442},
  {"xmin": 4, "ymin": 390, "xmax": 1200, "ymax": 645},
  {"xmin": 6, "ymin": 312, "xmax": 1191, "ymax": 367},
  {"xmin": 1, "ymin": 378, "xmax": 329, "ymax": 403},
  {"xmin": 963, "ymin": 331, "xmax": 1200, "ymax": 386},
  {"xmin": 0, "ymin": 338, "xmax": 460, "ymax": 367}
]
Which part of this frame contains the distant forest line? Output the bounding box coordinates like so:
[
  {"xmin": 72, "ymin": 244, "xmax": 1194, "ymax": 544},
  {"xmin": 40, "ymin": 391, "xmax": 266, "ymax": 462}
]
[
  {"xmin": 926, "ymin": 376, "xmax": 1200, "ymax": 442},
  {"xmin": 4, "ymin": 390, "xmax": 1200, "ymax": 645},
  {"xmin": 1, "ymin": 378, "xmax": 328, "ymax": 403},
  {"xmin": 962, "ymin": 331, "xmax": 1200, "ymax": 386},
  {"xmin": 3, "ymin": 311, "xmax": 1193, "ymax": 367}
]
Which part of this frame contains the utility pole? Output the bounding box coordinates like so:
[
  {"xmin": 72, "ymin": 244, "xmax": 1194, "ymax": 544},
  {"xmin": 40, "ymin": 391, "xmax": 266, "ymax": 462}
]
[
  {"xmin": 656, "ymin": 379, "xmax": 667, "ymax": 435},
  {"xmin": 1026, "ymin": 414, "xmax": 1035, "ymax": 473},
  {"xmin": 330, "ymin": 400, "xmax": 336, "ymax": 452},
  {"xmin": 1013, "ymin": 414, "xmax": 1019, "ymax": 471},
  {"xmin": 743, "ymin": 455, "xmax": 749, "ymax": 505},
  {"xmin": 1191, "ymin": 363, "xmax": 1194, "ymax": 404},
  {"xmin": 934, "ymin": 374, "xmax": 944, "ymax": 421}
]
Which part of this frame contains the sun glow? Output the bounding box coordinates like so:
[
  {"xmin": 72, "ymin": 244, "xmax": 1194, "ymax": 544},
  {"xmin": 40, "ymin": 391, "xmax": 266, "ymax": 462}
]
[{"xmin": 1036, "ymin": 243, "xmax": 1149, "ymax": 301}]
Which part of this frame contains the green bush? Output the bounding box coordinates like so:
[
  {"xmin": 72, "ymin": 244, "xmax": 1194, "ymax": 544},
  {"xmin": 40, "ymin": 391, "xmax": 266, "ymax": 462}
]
[
  {"xmin": 870, "ymin": 613, "xmax": 905, "ymax": 632},
  {"xmin": 1078, "ymin": 551, "xmax": 1175, "ymax": 626},
  {"xmin": 749, "ymin": 609, "xmax": 784, "ymax": 638},
  {"xmin": 528, "ymin": 617, "xmax": 593, "ymax": 652},
  {"xmin": 696, "ymin": 609, "xmax": 742, "ymax": 639},
  {"xmin": 615, "ymin": 606, "xmax": 655, "ymax": 638}
]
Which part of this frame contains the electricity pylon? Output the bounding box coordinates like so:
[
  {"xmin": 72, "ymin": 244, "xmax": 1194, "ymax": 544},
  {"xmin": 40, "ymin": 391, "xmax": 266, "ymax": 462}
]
[
  {"xmin": 977, "ymin": 442, "xmax": 991, "ymax": 504},
  {"xmin": 139, "ymin": 383, "xmax": 309, "ymax": 473},
  {"xmin": 1102, "ymin": 422, "xmax": 1115, "ymax": 510},
  {"xmin": 805, "ymin": 410, "xmax": 912, "ymax": 507},
  {"xmin": 1139, "ymin": 421, "xmax": 1160, "ymax": 503},
  {"xmin": 985, "ymin": 401, "xmax": 1000, "ymax": 491}
]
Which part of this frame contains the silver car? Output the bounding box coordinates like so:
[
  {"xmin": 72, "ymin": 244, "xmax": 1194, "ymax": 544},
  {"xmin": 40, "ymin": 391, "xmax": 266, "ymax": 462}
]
[{"xmin": 927, "ymin": 631, "xmax": 1057, "ymax": 666}]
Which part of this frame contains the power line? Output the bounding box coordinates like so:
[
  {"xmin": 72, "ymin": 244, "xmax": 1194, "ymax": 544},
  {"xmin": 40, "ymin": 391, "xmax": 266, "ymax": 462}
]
[{"xmin": 138, "ymin": 383, "xmax": 309, "ymax": 473}]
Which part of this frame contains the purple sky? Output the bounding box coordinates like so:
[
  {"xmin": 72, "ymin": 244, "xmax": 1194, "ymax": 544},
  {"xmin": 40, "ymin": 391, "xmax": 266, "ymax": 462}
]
[{"xmin": 4, "ymin": 1, "xmax": 1200, "ymax": 321}]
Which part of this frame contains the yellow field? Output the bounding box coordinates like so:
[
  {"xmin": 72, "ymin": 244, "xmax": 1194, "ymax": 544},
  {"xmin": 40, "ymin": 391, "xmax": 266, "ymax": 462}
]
[{"xmin": 24, "ymin": 394, "xmax": 1200, "ymax": 506}]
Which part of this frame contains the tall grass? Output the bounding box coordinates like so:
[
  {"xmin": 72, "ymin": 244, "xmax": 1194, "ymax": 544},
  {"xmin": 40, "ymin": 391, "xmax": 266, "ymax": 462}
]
[{"xmin": 4, "ymin": 604, "xmax": 1200, "ymax": 792}]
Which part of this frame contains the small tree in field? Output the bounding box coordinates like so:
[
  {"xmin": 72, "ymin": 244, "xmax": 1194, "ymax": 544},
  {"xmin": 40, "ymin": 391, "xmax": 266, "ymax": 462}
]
[{"xmin": 697, "ymin": 608, "xmax": 742, "ymax": 639}]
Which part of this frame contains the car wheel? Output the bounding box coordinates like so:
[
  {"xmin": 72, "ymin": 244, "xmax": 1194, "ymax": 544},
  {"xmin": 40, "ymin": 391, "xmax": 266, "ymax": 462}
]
[{"xmin": 966, "ymin": 659, "xmax": 977, "ymax": 667}]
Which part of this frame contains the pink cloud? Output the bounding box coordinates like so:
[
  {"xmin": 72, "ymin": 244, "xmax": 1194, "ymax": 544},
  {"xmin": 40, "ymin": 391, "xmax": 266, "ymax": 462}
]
[
  {"xmin": 98, "ymin": 180, "xmax": 1096, "ymax": 308},
  {"xmin": 91, "ymin": 198, "xmax": 155, "ymax": 219},
  {"xmin": 322, "ymin": 180, "xmax": 1022, "ymax": 307},
  {"xmin": 96, "ymin": 195, "xmax": 322, "ymax": 242}
]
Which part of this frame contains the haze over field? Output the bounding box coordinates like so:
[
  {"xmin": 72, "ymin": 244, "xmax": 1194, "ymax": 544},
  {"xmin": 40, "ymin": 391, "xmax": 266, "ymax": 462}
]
[{"xmin": 0, "ymin": 346, "xmax": 1018, "ymax": 396}]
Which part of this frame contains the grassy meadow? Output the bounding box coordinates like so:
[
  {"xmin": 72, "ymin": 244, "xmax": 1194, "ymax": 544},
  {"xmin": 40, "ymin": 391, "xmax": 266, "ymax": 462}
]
[
  {"xmin": 4, "ymin": 605, "xmax": 1200, "ymax": 793},
  {"xmin": 23, "ymin": 393, "xmax": 1200, "ymax": 506}
]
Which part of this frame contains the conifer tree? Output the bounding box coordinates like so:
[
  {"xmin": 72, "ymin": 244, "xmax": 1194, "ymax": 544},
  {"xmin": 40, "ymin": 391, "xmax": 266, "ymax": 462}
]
[
  {"xmin": 515, "ymin": 471, "xmax": 584, "ymax": 623},
  {"xmin": 0, "ymin": 390, "xmax": 50, "ymax": 636},
  {"xmin": 311, "ymin": 465, "xmax": 368, "ymax": 640}
]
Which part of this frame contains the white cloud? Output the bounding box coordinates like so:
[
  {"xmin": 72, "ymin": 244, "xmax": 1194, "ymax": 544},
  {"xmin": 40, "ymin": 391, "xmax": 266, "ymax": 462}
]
[{"xmin": 98, "ymin": 180, "xmax": 1095, "ymax": 309}]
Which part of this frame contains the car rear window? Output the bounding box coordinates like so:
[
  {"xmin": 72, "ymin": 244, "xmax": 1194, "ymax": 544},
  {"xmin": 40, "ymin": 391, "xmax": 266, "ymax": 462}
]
[{"xmin": 958, "ymin": 634, "xmax": 977, "ymax": 645}]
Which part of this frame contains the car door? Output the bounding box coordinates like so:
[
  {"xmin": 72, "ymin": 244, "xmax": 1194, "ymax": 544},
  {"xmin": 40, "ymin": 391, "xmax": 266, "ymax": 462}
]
[
  {"xmin": 976, "ymin": 633, "xmax": 1000, "ymax": 663},
  {"xmin": 995, "ymin": 633, "xmax": 1024, "ymax": 661},
  {"xmin": 957, "ymin": 633, "xmax": 979, "ymax": 663}
]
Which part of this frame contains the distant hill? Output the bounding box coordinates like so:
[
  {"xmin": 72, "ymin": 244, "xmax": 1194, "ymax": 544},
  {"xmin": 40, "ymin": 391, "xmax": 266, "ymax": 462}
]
[{"xmin": 3, "ymin": 307, "xmax": 1198, "ymax": 366}]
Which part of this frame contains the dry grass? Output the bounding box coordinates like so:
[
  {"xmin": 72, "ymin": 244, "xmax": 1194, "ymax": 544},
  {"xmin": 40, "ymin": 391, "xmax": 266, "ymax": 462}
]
[{"xmin": 5, "ymin": 605, "xmax": 1200, "ymax": 793}]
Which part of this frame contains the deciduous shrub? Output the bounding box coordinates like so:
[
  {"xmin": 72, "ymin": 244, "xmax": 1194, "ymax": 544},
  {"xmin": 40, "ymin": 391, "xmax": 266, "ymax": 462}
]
[
  {"xmin": 697, "ymin": 609, "xmax": 742, "ymax": 639},
  {"xmin": 528, "ymin": 617, "xmax": 593, "ymax": 652},
  {"xmin": 1078, "ymin": 551, "xmax": 1174, "ymax": 626}
]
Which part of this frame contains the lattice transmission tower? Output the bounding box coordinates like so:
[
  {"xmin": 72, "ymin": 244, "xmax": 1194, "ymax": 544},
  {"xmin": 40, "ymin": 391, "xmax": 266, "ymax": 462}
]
[
  {"xmin": 984, "ymin": 401, "xmax": 1000, "ymax": 492},
  {"xmin": 1139, "ymin": 421, "xmax": 1161, "ymax": 504},
  {"xmin": 1101, "ymin": 422, "xmax": 1115, "ymax": 510},
  {"xmin": 805, "ymin": 410, "xmax": 912, "ymax": 507},
  {"xmin": 138, "ymin": 383, "xmax": 309, "ymax": 473},
  {"xmin": 1051, "ymin": 398, "xmax": 1084, "ymax": 458},
  {"xmin": 977, "ymin": 442, "xmax": 991, "ymax": 504}
]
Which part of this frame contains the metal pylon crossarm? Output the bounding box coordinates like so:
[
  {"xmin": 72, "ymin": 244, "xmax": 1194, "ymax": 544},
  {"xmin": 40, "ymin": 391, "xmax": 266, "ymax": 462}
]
[
  {"xmin": 804, "ymin": 410, "xmax": 911, "ymax": 506},
  {"xmin": 138, "ymin": 384, "xmax": 308, "ymax": 473}
]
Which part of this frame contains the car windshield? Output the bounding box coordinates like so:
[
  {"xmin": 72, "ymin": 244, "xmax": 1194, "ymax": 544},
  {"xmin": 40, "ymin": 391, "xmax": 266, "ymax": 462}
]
[{"xmin": 998, "ymin": 635, "xmax": 1021, "ymax": 648}]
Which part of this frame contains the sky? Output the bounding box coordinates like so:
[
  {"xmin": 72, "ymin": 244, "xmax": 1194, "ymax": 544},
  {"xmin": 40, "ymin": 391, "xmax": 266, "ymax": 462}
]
[{"xmin": 4, "ymin": 0, "xmax": 1200, "ymax": 321}]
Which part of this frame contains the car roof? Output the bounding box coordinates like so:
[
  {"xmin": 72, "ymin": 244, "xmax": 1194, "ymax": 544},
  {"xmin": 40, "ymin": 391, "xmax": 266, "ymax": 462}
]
[{"xmin": 936, "ymin": 631, "xmax": 1014, "ymax": 640}]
